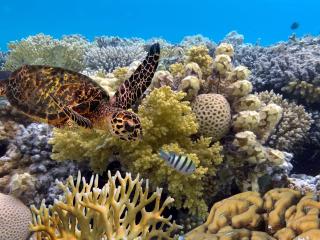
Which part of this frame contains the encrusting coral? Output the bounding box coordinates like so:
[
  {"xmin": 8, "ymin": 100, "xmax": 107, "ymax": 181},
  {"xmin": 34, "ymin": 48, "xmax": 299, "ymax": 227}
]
[
  {"xmin": 185, "ymin": 188, "xmax": 320, "ymax": 240},
  {"xmin": 50, "ymin": 86, "xmax": 223, "ymax": 217},
  {"xmin": 0, "ymin": 193, "xmax": 32, "ymax": 240},
  {"xmin": 30, "ymin": 171, "xmax": 181, "ymax": 240},
  {"xmin": 4, "ymin": 34, "xmax": 88, "ymax": 72}
]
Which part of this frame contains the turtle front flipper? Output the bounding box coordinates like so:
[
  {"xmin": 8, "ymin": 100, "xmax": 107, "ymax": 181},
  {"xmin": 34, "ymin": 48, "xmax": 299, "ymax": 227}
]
[
  {"xmin": 111, "ymin": 43, "xmax": 160, "ymax": 109},
  {"xmin": 49, "ymin": 94, "xmax": 93, "ymax": 129}
]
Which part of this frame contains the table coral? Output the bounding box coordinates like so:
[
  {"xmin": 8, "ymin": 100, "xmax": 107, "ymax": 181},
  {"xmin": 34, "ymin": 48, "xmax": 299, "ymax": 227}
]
[
  {"xmin": 30, "ymin": 171, "xmax": 181, "ymax": 240},
  {"xmin": 50, "ymin": 87, "xmax": 223, "ymax": 217},
  {"xmin": 185, "ymin": 188, "xmax": 320, "ymax": 240}
]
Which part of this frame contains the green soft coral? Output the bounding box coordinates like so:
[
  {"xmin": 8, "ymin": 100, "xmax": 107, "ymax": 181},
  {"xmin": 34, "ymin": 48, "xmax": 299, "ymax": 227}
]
[{"xmin": 50, "ymin": 87, "xmax": 223, "ymax": 217}]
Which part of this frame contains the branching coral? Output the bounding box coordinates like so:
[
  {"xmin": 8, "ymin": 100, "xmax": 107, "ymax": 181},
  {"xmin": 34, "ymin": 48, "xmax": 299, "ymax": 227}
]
[
  {"xmin": 85, "ymin": 36, "xmax": 146, "ymax": 73},
  {"xmin": 50, "ymin": 87, "xmax": 223, "ymax": 217},
  {"xmin": 30, "ymin": 171, "xmax": 181, "ymax": 240},
  {"xmin": 185, "ymin": 188, "xmax": 320, "ymax": 240},
  {"xmin": 256, "ymin": 90, "xmax": 313, "ymax": 152},
  {"xmin": 233, "ymin": 35, "xmax": 320, "ymax": 108},
  {"xmin": 4, "ymin": 34, "xmax": 88, "ymax": 72}
]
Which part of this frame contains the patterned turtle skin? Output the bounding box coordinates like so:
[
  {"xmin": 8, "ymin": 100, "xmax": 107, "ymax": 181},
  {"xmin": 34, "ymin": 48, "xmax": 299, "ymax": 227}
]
[{"xmin": 0, "ymin": 43, "xmax": 160, "ymax": 141}]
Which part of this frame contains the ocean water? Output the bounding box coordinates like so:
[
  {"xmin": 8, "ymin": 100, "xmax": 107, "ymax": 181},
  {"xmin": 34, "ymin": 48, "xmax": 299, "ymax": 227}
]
[{"xmin": 1, "ymin": 0, "xmax": 320, "ymax": 49}]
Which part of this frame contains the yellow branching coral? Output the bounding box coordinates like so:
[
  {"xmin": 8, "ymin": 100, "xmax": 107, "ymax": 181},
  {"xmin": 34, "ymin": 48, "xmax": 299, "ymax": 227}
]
[
  {"xmin": 50, "ymin": 87, "xmax": 223, "ymax": 217},
  {"xmin": 185, "ymin": 188, "xmax": 320, "ymax": 240},
  {"xmin": 30, "ymin": 171, "xmax": 181, "ymax": 240}
]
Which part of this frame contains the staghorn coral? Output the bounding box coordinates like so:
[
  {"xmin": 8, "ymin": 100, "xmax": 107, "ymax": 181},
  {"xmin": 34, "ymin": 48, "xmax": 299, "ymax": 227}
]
[
  {"xmin": 50, "ymin": 87, "xmax": 223, "ymax": 217},
  {"xmin": 0, "ymin": 193, "xmax": 32, "ymax": 240},
  {"xmin": 85, "ymin": 36, "xmax": 146, "ymax": 73},
  {"xmin": 4, "ymin": 34, "xmax": 88, "ymax": 72},
  {"xmin": 185, "ymin": 188, "xmax": 320, "ymax": 240},
  {"xmin": 30, "ymin": 171, "xmax": 181, "ymax": 240},
  {"xmin": 256, "ymin": 90, "xmax": 313, "ymax": 152},
  {"xmin": 191, "ymin": 93, "xmax": 231, "ymax": 141}
]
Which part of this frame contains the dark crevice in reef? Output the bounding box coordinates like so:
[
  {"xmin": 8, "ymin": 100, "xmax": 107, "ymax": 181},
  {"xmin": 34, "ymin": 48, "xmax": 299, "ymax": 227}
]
[
  {"xmin": 291, "ymin": 146, "xmax": 320, "ymax": 176},
  {"xmin": 0, "ymin": 139, "xmax": 9, "ymax": 157}
]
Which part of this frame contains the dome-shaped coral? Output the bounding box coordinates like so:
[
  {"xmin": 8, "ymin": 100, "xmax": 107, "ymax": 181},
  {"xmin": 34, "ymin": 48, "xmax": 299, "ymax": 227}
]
[
  {"xmin": 215, "ymin": 43, "xmax": 234, "ymax": 57},
  {"xmin": 0, "ymin": 193, "xmax": 32, "ymax": 240},
  {"xmin": 192, "ymin": 94, "xmax": 231, "ymax": 141}
]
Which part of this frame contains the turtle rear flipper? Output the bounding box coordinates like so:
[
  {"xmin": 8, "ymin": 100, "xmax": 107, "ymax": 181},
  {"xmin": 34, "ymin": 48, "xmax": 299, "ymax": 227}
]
[
  {"xmin": 49, "ymin": 94, "xmax": 93, "ymax": 129},
  {"xmin": 0, "ymin": 71, "xmax": 11, "ymax": 96},
  {"xmin": 111, "ymin": 43, "xmax": 160, "ymax": 109}
]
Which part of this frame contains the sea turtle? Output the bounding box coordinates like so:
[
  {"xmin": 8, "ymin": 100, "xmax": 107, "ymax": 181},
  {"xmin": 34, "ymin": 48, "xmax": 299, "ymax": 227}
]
[{"xmin": 0, "ymin": 43, "xmax": 160, "ymax": 141}]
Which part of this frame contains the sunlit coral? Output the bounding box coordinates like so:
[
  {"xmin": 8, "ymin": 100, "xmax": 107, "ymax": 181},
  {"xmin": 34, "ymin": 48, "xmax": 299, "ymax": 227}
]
[{"xmin": 30, "ymin": 171, "xmax": 181, "ymax": 240}]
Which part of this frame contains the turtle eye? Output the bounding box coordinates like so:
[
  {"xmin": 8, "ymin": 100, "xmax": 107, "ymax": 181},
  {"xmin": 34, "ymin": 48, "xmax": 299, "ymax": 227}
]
[{"xmin": 124, "ymin": 121, "xmax": 135, "ymax": 132}]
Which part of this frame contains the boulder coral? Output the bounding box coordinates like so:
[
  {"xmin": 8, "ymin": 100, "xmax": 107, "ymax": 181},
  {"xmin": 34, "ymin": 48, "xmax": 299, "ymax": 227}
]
[
  {"xmin": 50, "ymin": 87, "xmax": 223, "ymax": 217},
  {"xmin": 30, "ymin": 171, "xmax": 181, "ymax": 240},
  {"xmin": 0, "ymin": 193, "xmax": 32, "ymax": 240},
  {"xmin": 191, "ymin": 93, "xmax": 231, "ymax": 141},
  {"xmin": 185, "ymin": 188, "xmax": 320, "ymax": 240}
]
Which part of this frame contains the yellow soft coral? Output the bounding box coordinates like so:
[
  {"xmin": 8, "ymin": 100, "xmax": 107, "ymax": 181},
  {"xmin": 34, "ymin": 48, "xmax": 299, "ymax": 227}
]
[
  {"xmin": 50, "ymin": 87, "xmax": 223, "ymax": 217},
  {"xmin": 30, "ymin": 171, "xmax": 181, "ymax": 240}
]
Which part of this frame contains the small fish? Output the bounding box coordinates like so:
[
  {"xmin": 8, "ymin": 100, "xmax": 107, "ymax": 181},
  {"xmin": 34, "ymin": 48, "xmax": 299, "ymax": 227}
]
[
  {"xmin": 291, "ymin": 22, "xmax": 299, "ymax": 30},
  {"xmin": 159, "ymin": 149, "xmax": 196, "ymax": 174}
]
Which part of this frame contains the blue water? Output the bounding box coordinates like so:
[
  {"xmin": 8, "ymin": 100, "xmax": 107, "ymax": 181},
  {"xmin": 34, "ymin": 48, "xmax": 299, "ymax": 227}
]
[{"xmin": 1, "ymin": 0, "xmax": 319, "ymax": 50}]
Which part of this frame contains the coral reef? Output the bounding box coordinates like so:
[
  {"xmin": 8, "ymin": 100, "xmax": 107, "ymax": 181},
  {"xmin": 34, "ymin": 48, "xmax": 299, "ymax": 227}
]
[
  {"xmin": 30, "ymin": 171, "xmax": 181, "ymax": 240},
  {"xmin": 0, "ymin": 123, "xmax": 80, "ymax": 205},
  {"xmin": 85, "ymin": 36, "xmax": 146, "ymax": 73},
  {"xmin": 233, "ymin": 35, "xmax": 320, "ymax": 107},
  {"xmin": 4, "ymin": 34, "xmax": 88, "ymax": 72},
  {"xmin": 185, "ymin": 188, "xmax": 320, "ymax": 240},
  {"xmin": 0, "ymin": 50, "xmax": 7, "ymax": 69},
  {"xmin": 0, "ymin": 193, "xmax": 32, "ymax": 240},
  {"xmin": 256, "ymin": 90, "xmax": 313, "ymax": 152},
  {"xmin": 50, "ymin": 87, "xmax": 223, "ymax": 217}
]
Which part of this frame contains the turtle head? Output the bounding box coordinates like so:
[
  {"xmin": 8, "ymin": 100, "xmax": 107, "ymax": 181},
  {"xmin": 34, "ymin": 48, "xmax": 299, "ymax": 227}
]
[{"xmin": 107, "ymin": 110, "xmax": 142, "ymax": 141}]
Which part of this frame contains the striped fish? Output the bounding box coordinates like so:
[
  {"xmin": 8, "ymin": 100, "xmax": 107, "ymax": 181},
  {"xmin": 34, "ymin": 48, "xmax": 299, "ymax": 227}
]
[{"xmin": 159, "ymin": 149, "xmax": 196, "ymax": 174}]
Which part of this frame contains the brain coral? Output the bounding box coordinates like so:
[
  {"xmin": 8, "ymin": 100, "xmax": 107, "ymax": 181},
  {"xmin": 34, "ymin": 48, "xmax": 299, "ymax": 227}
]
[
  {"xmin": 191, "ymin": 93, "xmax": 231, "ymax": 142},
  {"xmin": 185, "ymin": 188, "xmax": 320, "ymax": 240},
  {"xmin": 0, "ymin": 193, "xmax": 32, "ymax": 240}
]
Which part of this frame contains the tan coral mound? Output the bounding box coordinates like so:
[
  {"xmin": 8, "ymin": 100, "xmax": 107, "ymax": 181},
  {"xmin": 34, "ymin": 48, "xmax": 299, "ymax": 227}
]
[
  {"xmin": 30, "ymin": 171, "xmax": 181, "ymax": 240},
  {"xmin": 0, "ymin": 193, "xmax": 32, "ymax": 240},
  {"xmin": 192, "ymin": 93, "xmax": 231, "ymax": 141},
  {"xmin": 185, "ymin": 188, "xmax": 320, "ymax": 240}
]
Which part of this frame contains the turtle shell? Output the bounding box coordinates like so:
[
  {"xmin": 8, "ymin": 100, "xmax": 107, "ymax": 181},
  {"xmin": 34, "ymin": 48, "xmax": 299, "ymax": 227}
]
[{"xmin": 6, "ymin": 65, "xmax": 109, "ymax": 126}]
